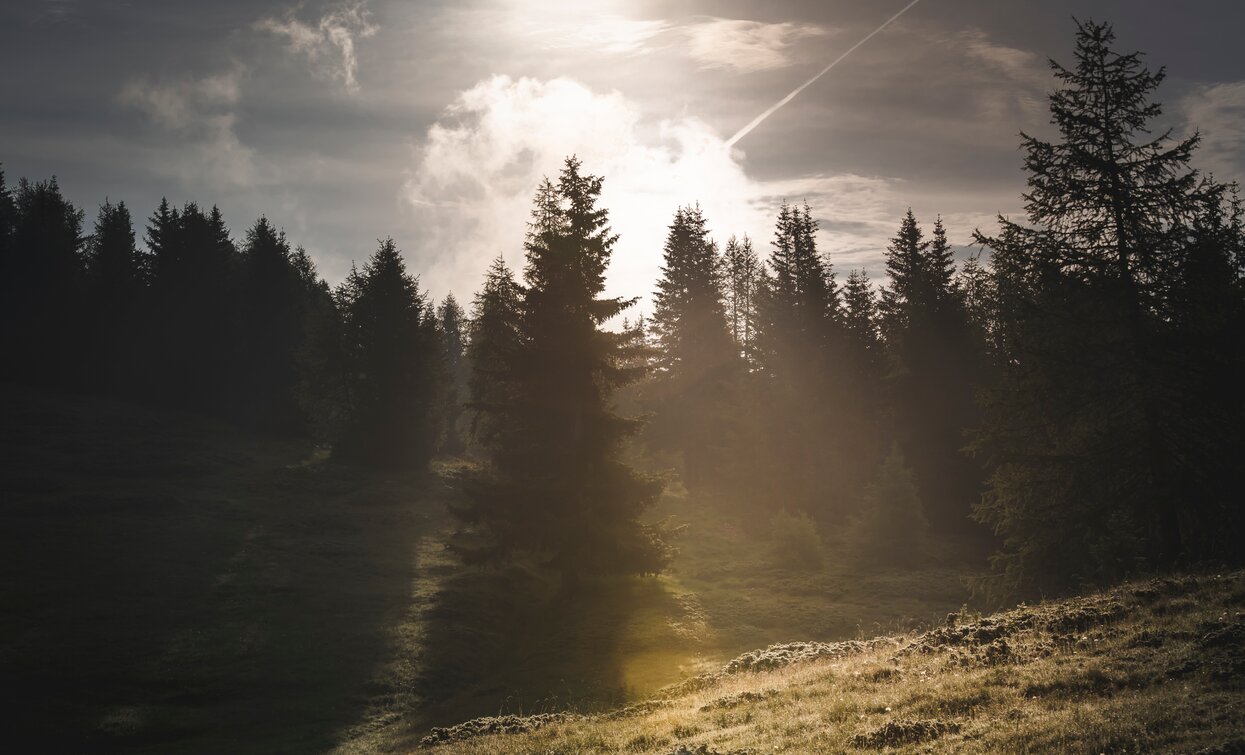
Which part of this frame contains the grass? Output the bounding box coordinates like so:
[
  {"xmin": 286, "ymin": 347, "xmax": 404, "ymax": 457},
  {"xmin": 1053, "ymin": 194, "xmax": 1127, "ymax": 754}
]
[
  {"xmin": 407, "ymin": 571, "xmax": 1245, "ymax": 753},
  {"xmin": 13, "ymin": 385, "xmax": 1231, "ymax": 753},
  {"xmin": 1, "ymin": 384, "xmax": 441, "ymax": 753}
]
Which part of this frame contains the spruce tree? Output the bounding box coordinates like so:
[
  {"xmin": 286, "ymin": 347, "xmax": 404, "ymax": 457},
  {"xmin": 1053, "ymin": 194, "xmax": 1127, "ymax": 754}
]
[
  {"xmin": 437, "ymin": 293, "xmax": 469, "ymax": 454},
  {"xmin": 86, "ymin": 200, "xmax": 142, "ymax": 394},
  {"xmin": 724, "ymin": 234, "xmax": 762, "ymax": 364},
  {"xmin": 972, "ymin": 20, "xmax": 1245, "ymax": 596},
  {"xmin": 465, "ymin": 255, "xmax": 523, "ymax": 450},
  {"xmin": 753, "ymin": 200, "xmax": 852, "ymax": 514},
  {"xmin": 456, "ymin": 157, "xmax": 667, "ymax": 585},
  {"xmin": 648, "ymin": 204, "xmax": 737, "ymax": 488},
  {"xmin": 4, "ymin": 178, "xmax": 85, "ymax": 386},
  {"xmin": 881, "ymin": 211, "xmax": 984, "ymax": 533},
  {"xmin": 843, "ymin": 268, "xmax": 883, "ymax": 382},
  {"xmin": 236, "ymin": 216, "xmax": 305, "ymax": 431},
  {"xmin": 338, "ymin": 238, "xmax": 441, "ymax": 467}
]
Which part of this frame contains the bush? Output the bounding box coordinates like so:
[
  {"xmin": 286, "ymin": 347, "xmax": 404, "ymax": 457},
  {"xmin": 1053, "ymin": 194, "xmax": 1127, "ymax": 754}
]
[
  {"xmin": 851, "ymin": 443, "xmax": 929, "ymax": 566},
  {"xmin": 770, "ymin": 509, "xmax": 824, "ymax": 570}
]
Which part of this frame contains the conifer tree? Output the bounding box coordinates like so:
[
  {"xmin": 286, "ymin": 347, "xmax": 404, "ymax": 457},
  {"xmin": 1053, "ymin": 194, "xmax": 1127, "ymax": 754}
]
[
  {"xmin": 456, "ymin": 158, "xmax": 667, "ymax": 585},
  {"xmin": 842, "ymin": 268, "xmax": 882, "ymax": 381},
  {"xmin": 881, "ymin": 211, "xmax": 984, "ymax": 533},
  {"xmin": 337, "ymin": 238, "xmax": 441, "ymax": 466},
  {"xmin": 465, "ymin": 256, "xmax": 523, "ymax": 449},
  {"xmin": 724, "ymin": 234, "xmax": 762, "ymax": 363},
  {"xmin": 972, "ymin": 20, "xmax": 1245, "ymax": 596},
  {"xmin": 3, "ymin": 178, "xmax": 85, "ymax": 386},
  {"xmin": 294, "ymin": 252, "xmax": 349, "ymax": 447},
  {"xmin": 236, "ymin": 216, "xmax": 305, "ymax": 431},
  {"xmin": 648, "ymin": 204, "xmax": 737, "ymax": 487},
  {"xmin": 753, "ymin": 201, "xmax": 852, "ymax": 514},
  {"xmin": 437, "ymin": 293, "xmax": 469, "ymax": 454},
  {"xmin": 86, "ymin": 200, "xmax": 142, "ymax": 394}
]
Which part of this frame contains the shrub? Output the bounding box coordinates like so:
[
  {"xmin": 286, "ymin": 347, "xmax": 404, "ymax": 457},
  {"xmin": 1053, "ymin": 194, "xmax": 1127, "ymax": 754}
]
[
  {"xmin": 770, "ymin": 509, "xmax": 824, "ymax": 570},
  {"xmin": 850, "ymin": 443, "xmax": 928, "ymax": 566}
]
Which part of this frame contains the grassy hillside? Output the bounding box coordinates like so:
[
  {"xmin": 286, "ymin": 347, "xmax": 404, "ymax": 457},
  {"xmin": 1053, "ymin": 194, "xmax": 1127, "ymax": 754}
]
[
  {"xmin": 0, "ymin": 385, "xmax": 443, "ymax": 753},
  {"xmin": 410, "ymin": 571, "xmax": 1245, "ymax": 754},
  {"xmin": 0, "ymin": 385, "xmax": 995, "ymax": 752}
]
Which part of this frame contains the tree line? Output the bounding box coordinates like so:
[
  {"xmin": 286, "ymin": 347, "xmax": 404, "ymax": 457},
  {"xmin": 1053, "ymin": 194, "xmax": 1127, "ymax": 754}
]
[
  {"xmin": 1, "ymin": 21, "xmax": 1241, "ymax": 597},
  {"xmin": 0, "ymin": 184, "xmax": 466, "ymax": 466}
]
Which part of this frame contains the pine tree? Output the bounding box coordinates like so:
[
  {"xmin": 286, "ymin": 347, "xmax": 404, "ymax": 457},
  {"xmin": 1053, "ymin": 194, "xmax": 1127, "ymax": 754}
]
[
  {"xmin": 437, "ymin": 293, "xmax": 469, "ymax": 454},
  {"xmin": 843, "ymin": 268, "xmax": 882, "ymax": 381},
  {"xmin": 294, "ymin": 251, "xmax": 349, "ymax": 446},
  {"xmin": 3, "ymin": 177, "xmax": 85, "ymax": 386},
  {"xmin": 465, "ymin": 255, "xmax": 523, "ymax": 450},
  {"xmin": 236, "ymin": 216, "xmax": 305, "ymax": 431},
  {"xmin": 146, "ymin": 202, "xmax": 239, "ymax": 415},
  {"xmin": 972, "ymin": 20, "xmax": 1245, "ymax": 596},
  {"xmin": 724, "ymin": 234, "xmax": 762, "ymax": 364},
  {"xmin": 648, "ymin": 204, "xmax": 737, "ymax": 488},
  {"xmin": 752, "ymin": 200, "xmax": 853, "ymax": 514},
  {"xmin": 86, "ymin": 200, "xmax": 143, "ymax": 394},
  {"xmin": 337, "ymin": 238, "xmax": 441, "ymax": 466},
  {"xmin": 881, "ymin": 210, "xmax": 984, "ymax": 533},
  {"xmin": 456, "ymin": 157, "xmax": 667, "ymax": 585}
]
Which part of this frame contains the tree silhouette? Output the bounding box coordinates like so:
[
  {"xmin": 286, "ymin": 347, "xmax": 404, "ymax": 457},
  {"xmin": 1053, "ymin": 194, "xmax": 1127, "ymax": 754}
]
[
  {"xmin": 4, "ymin": 178, "xmax": 84, "ymax": 387},
  {"xmin": 86, "ymin": 200, "xmax": 143, "ymax": 395},
  {"xmin": 465, "ymin": 255, "xmax": 523, "ymax": 450},
  {"xmin": 648, "ymin": 204, "xmax": 738, "ymax": 488},
  {"xmin": 436, "ymin": 293, "xmax": 469, "ymax": 454},
  {"xmin": 881, "ymin": 212, "xmax": 985, "ymax": 533},
  {"xmin": 972, "ymin": 20, "xmax": 1245, "ymax": 596},
  {"xmin": 456, "ymin": 157, "xmax": 667, "ymax": 585},
  {"xmin": 336, "ymin": 238, "xmax": 441, "ymax": 467}
]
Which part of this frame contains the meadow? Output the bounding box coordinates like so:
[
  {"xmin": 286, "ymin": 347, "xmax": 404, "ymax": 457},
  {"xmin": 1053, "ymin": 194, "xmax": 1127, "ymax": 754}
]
[{"xmin": 2, "ymin": 385, "xmax": 982, "ymax": 752}]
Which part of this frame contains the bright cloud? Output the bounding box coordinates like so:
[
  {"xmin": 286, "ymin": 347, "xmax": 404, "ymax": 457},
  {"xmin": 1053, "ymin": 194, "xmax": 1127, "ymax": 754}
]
[
  {"xmin": 404, "ymin": 75, "xmax": 903, "ymax": 306},
  {"xmin": 684, "ymin": 18, "xmax": 829, "ymax": 72},
  {"xmin": 257, "ymin": 1, "xmax": 378, "ymax": 93}
]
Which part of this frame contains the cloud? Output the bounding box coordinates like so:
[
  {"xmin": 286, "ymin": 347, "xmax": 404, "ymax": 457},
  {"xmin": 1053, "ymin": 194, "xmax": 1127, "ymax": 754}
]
[
  {"xmin": 1182, "ymin": 81, "xmax": 1245, "ymax": 183},
  {"xmin": 521, "ymin": 14, "xmax": 672, "ymax": 56},
  {"xmin": 403, "ymin": 75, "xmax": 903, "ymax": 304},
  {"xmin": 957, "ymin": 29, "xmax": 1049, "ymax": 123},
  {"xmin": 119, "ymin": 66, "xmax": 256, "ymax": 188},
  {"xmin": 257, "ymin": 1, "xmax": 378, "ymax": 93},
  {"xmin": 683, "ymin": 18, "xmax": 830, "ymax": 72}
]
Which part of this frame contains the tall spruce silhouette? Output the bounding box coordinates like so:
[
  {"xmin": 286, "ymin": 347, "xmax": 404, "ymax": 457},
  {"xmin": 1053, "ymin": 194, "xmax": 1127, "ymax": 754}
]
[
  {"xmin": 336, "ymin": 238, "xmax": 441, "ymax": 466},
  {"xmin": 465, "ymin": 255, "xmax": 523, "ymax": 450},
  {"xmin": 5, "ymin": 178, "xmax": 84, "ymax": 387},
  {"xmin": 724, "ymin": 234, "xmax": 762, "ymax": 364},
  {"xmin": 455, "ymin": 157, "xmax": 667, "ymax": 586},
  {"xmin": 648, "ymin": 204, "xmax": 738, "ymax": 489},
  {"xmin": 436, "ymin": 293, "xmax": 469, "ymax": 454},
  {"xmin": 972, "ymin": 20, "xmax": 1245, "ymax": 596},
  {"xmin": 881, "ymin": 212, "xmax": 985, "ymax": 533},
  {"xmin": 753, "ymin": 201, "xmax": 853, "ymax": 513},
  {"xmin": 86, "ymin": 200, "xmax": 142, "ymax": 395}
]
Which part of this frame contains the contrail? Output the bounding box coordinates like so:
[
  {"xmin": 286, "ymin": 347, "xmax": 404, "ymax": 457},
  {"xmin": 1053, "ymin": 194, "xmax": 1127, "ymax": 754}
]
[{"xmin": 725, "ymin": 0, "xmax": 924, "ymax": 148}]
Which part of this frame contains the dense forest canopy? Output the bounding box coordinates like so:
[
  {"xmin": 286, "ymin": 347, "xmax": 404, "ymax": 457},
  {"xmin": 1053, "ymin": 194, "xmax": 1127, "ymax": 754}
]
[{"xmin": 1, "ymin": 21, "xmax": 1241, "ymax": 597}]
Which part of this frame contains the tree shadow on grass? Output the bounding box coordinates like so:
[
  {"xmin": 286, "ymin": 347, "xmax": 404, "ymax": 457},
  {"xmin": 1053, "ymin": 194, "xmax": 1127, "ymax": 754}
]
[
  {"xmin": 0, "ymin": 386, "xmax": 436, "ymax": 754},
  {"xmin": 410, "ymin": 562, "xmax": 697, "ymax": 735}
]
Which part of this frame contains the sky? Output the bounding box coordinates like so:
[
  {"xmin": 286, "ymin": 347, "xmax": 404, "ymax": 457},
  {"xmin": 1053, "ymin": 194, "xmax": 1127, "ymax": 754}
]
[{"xmin": 3, "ymin": 0, "xmax": 1244, "ymax": 308}]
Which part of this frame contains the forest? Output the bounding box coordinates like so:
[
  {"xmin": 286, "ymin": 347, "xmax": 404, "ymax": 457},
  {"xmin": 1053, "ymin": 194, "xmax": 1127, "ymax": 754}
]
[{"xmin": 2, "ymin": 19, "xmax": 1243, "ymax": 754}]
